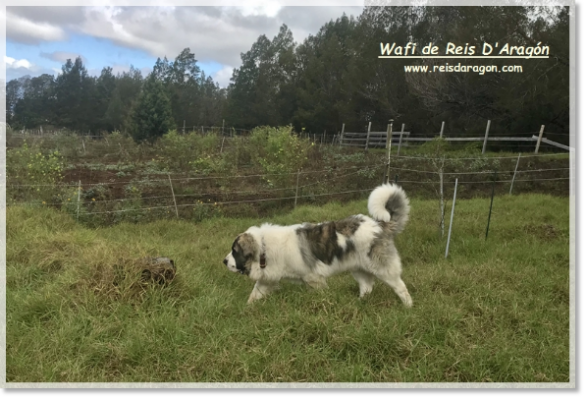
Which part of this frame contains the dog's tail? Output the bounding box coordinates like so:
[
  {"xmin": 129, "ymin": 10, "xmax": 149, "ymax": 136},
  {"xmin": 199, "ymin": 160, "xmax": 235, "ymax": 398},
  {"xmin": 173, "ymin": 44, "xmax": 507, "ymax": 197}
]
[{"xmin": 367, "ymin": 183, "xmax": 410, "ymax": 234}]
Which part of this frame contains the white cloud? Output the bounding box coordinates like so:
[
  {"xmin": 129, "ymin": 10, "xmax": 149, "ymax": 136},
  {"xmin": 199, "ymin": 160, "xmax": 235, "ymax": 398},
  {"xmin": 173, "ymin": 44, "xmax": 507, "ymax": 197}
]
[
  {"xmin": 237, "ymin": 2, "xmax": 283, "ymax": 17},
  {"xmin": 5, "ymin": 56, "xmax": 34, "ymax": 70},
  {"xmin": 6, "ymin": 11, "xmax": 68, "ymax": 44},
  {"xmin": 213, "ymin": 66, "xmax": 234, "ymax": 88},
  {"xmin": 6, "ymin": 5, "xmax": 363, "ymax": 82}
]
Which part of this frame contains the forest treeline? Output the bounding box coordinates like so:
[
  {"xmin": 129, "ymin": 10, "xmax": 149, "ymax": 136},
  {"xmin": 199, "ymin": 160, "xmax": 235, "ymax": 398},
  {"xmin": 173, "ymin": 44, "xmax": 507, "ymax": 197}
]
[{"xmin": 6, "ymin": 6, "xmax": 569, "ymax": 143}]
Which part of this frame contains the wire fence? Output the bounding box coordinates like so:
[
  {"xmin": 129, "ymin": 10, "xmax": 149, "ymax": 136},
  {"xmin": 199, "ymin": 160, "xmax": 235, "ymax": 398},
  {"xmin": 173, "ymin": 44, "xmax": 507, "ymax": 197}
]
[{"xmin": 6, "ymin": 152, "xmax": 571, "ymax": 223}]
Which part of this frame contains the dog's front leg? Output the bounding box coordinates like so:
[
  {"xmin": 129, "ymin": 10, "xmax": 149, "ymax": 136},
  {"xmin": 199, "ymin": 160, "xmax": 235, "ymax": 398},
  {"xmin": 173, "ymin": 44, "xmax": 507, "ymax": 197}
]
[{"xmin": 247, "ymin": 281, "xmax": 278, "ymax": 304}]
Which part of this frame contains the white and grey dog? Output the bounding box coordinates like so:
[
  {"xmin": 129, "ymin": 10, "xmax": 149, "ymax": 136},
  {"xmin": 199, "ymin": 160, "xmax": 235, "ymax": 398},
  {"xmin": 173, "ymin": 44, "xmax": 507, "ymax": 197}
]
[{"xmin": 223, "ymin": 183, "xmax": 412, "ymax": 306}]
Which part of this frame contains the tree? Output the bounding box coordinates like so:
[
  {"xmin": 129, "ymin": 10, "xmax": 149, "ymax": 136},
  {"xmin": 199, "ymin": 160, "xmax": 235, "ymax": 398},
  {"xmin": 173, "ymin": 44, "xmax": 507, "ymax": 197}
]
[
  {"xmin": 226, "ymin": 24, "xmax": 297, "ymax": 128},
  {"xmin": 93, "ymin": 67, "xmax": 117, "ymax": 131},
  {"xmin": 105, "ymin": 66, "xmax": 144, "ymax": 132},
  {"xmin": 198, "ymin": 71, "xmax": 226, "ymax": 126},
  {"xmin": 129, "ymin": 73, "xmax": 175, "ymax": 143},
  {"xmin": 53, "ymin": 57, "xmax": 96, "ymax": 132},
  {"xmin": 6, "ymin": 78, "xmax": 24, "ymax": 127},
  {"xmin": 12, "ymin": 74, "xmax": 56, "ymax": 129},
  {"xmin": 294, "ymin": 15, "xmax": 357, "ymax": 133}
]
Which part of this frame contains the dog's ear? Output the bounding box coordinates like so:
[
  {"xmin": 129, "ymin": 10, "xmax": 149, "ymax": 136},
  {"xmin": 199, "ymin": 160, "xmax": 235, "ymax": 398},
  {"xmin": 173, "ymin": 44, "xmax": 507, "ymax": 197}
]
[
  {"xmin": 317, "ymin": 221, "xmax": 336, "ymax": 239},
  {"xmin": 237, "ymin": 233, "xmax": 258, "ymax": 258},
  {"xmin": 325, "ymin": 221, "xmax": 336, "ymax": 236}
]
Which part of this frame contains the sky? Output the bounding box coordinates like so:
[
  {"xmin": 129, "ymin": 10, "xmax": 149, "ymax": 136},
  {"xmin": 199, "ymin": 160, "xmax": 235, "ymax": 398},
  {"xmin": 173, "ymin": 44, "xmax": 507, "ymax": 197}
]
[{"xmin": 5, "ymin": 2, "xmax": 364, "ymax": 87}]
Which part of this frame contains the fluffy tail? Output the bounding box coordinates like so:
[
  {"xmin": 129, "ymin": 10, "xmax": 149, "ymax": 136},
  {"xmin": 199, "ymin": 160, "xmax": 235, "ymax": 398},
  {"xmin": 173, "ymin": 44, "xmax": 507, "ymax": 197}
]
[{"xmin": 367, "ymin": 183, "xmax": 410, "ymax": 234}]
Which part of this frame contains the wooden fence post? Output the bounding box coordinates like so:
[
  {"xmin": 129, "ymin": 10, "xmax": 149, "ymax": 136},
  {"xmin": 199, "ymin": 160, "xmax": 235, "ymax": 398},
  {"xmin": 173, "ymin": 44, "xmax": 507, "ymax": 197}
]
[
  {"xmin": 76, "ymin": 180, "xmax": 82, "ymax": 221},
  {"xmin": 485, "ymin": 171, "xmax": 498, "ymax": 240},
  {"xmin": 339, "ymin": 123, "xmax": 345, "ymax": 147},
  {"xmin": 220, "ymin": 137, "xmax": 226, "ymax": 154},
  {"xmin": 445, "ymin": 178, "xmax": 458, "ymax": 258},
  {"xmin": 440, "ymin": 169, "xmax": 444, "ymax": 237},
  {"xmin": 168, "ymin": 174, "xmax": 179, "ymax": 218},
  {"xmin": 509, "ymin": 153, "xmax": 521, "ymax": 195},
  {"xmin": 365, "ymin": 122, "xmax": 372, "ymax": 151},
  {"xmin": 439, "ymin": 121, "xmax": 445, "ymax": 138},
  {"xmin": 294, "ymin": 169, "xmax": 301, "ymax": 208},
  {"xmin": 534, "ymin": 125, "xmax": 546, "ymax": 154},
  {"xmin": 397, "ymin": 123, "xmax": 405, "ymax": 155},
  {"xmin": 385, "ymin": 122, "xmax": 393, "ymax": 183},
  {"xmin": 482, "ymin": 120, "xmax": 491, "ymax": 154}
]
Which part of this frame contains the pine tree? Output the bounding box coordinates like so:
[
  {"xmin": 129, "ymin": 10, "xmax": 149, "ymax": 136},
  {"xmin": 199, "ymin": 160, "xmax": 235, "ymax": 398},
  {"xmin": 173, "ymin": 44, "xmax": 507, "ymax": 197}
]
[{"xmin": 130, "ymin": 73, "xmax": 175, "ymax": 143}]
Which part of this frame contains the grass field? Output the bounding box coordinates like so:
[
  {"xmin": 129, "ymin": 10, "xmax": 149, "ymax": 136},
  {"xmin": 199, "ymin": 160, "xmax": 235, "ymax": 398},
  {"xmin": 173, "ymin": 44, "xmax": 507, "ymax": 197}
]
[{"xmin": 5, "ymin": 193, "xmax": 570, "ymax": 383}]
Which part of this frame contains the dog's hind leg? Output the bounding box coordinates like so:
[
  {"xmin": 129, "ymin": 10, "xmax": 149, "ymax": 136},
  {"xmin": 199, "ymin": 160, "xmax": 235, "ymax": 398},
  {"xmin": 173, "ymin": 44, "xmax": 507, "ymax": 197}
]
[
  {"xmin": 371, "ymin": 256, "xmax": 413, "ymax": 307},
  {"xmin": 352, "ymin": 271, "xmax": 376, "ymax": 298},
  {"xmin": 247, "ymin": 281, "xmax": 279, "ymax": 304}
]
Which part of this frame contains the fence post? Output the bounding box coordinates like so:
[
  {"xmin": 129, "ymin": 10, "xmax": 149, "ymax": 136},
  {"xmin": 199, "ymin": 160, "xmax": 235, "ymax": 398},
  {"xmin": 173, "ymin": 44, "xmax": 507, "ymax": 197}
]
[
  {"xmin": 82, "ymin": 139, "xmax": 86, "ymax": 155},
  {"xmin": 339, "ymin": 123, "xmax": 345, "ymax": 147},
  {"xmin": 294, "ymin": 169, "xmax": 301, "ymax": 208},
  {"xmin": 482, "ymin": 120, "xmax": 491, "ymax": 154},
  {"xmin": 534, "ymin": 125, "xmax": 546, "ymax": 154},
  {"xmin": 385, "ymin": 122, "xmax": 393, "ymax": 183},
  {"xmin": 440, "ymin": 169, "xmax": 444, "ymax": 237},
  {"xmin": 509, "ymin": 153, "xmax": 521, "ymax": 195},
  {"xmin": 220, "ymin": 137, "xmax": 226, "ymax": 154},
  {"xmin": 168, "ymin": 174, "xmax": 179, "ymax": 218},
  {"xmin": 439, "ymin": 121, "xmax": 445, "ymax": 138},
  {"xmin": 445, "ymin": 178, "xmax": 458, "ymax": 258},
  {"xmin": 397, "ymin": 123, "xmax": 405, "ymax": 155},
  {"xmin": 365, "ymin": 121, "xmax": 372, "ymax": 151},
  {"xmin": 485, "ymin": 171, "xmax": 497, "ymax": 240},
  {"xmin": 76, "ymin": 180, "xmax": 82, "ymax": 221}
]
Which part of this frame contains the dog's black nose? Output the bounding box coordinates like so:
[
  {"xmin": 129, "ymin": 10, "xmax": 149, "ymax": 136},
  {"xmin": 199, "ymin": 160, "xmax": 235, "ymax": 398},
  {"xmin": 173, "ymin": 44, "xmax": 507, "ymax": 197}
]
[{"xmin": 223, "ymin": 258, "xmax": 228, "ymax": 265}]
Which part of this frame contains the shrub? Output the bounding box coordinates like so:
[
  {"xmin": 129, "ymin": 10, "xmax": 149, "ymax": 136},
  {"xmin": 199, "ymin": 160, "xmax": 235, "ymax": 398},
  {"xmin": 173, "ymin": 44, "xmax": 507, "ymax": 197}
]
[
  {"xmin": 249, "ymin": 126, "xmax": 310, "ymax": 187},
  {"xmin": 6, "ymin": 142, "xmax": 65, "ymax": 204}
]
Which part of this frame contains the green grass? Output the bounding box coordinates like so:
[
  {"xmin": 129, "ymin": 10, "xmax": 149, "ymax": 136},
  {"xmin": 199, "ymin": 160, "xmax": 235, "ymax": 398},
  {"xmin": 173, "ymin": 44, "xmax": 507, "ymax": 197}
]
[{"xmin": 6, "ymin": 194, "xmax": 570, "ymax": 383}]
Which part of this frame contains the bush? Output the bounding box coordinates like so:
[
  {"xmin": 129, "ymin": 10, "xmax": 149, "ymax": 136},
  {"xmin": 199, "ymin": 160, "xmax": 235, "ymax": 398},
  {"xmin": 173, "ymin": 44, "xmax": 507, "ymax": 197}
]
[
  {"xmin": 249, "ymin": 126, "xmax": 310, "ymax": 187},
  {"xmin": 6, "ymin": 142, "xmax": 65, "ymax": 204}
]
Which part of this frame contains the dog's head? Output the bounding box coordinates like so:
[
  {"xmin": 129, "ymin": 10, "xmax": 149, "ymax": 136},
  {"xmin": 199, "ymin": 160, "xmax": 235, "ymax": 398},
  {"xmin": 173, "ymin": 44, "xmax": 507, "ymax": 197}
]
[{"xmin": 223, "ymin": 233, "xmax": 258, "ymax": 275}]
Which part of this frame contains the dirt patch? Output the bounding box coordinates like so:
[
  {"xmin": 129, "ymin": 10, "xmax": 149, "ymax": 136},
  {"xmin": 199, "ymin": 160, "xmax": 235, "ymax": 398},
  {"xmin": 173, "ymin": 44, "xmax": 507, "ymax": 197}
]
[{"xmin": 522, "ymin": 224, "xmax": 559, "ymax": 241}]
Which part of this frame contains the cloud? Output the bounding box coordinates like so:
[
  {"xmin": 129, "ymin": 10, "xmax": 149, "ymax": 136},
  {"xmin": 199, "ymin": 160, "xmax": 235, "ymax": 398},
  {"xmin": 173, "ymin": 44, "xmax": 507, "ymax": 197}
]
[
  {"xmin": 6, "ymin": 11, "xmax": 68, "ymax": 45},
  {"xmin": 5, "ymin": 56, "xmax": 34, "ymax": 70},
  {"xmin": 8, "ymin": 6, "xmax": 86, "ymax": 26},
  {"xmin": 5, "ymin": 56, "xmax": 57, "ymax": 81},
  {"xmin": 213, "ymin": 66, "xmax": 234, "ymax": 88},
  {"xmin": 6, "ymin": 6, "xmax": 364, "ymax": 82},
  {"xmin": 40, "ymin": 51, "xmax": 88, "ymax": 64}
]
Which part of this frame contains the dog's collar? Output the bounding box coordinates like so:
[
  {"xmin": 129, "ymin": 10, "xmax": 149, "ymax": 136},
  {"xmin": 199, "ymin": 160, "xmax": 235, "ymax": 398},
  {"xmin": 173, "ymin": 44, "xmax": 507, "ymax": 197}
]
[{"xmin": 260, "ymin": 237, "xmax": 267, "ymax": 269}]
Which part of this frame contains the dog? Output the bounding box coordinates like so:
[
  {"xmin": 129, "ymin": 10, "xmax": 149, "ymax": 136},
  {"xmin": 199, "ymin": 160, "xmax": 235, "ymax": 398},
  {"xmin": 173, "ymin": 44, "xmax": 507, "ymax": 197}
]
[{"xmin": 223, "ymin": 183, "xmax": 412, "ymax": 306}]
